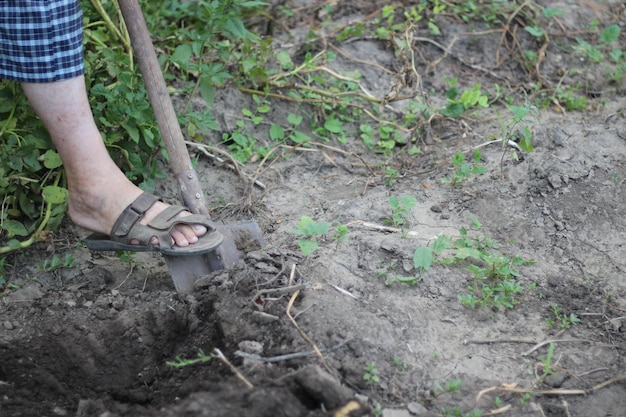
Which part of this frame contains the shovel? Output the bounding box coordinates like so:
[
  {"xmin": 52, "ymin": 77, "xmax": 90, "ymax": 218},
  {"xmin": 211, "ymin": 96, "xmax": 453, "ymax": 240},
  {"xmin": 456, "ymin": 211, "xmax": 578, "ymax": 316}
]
[{"xmin": 117, "ymin": 0, "xmax": 264, "ymax": 293}]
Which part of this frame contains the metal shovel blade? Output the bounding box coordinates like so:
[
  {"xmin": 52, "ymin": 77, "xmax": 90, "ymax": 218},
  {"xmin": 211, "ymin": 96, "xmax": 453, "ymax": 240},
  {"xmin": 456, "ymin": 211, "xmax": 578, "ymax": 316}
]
[{"xmin": 165, "ymin": 221, "xmax": 265, "ymax": 293}]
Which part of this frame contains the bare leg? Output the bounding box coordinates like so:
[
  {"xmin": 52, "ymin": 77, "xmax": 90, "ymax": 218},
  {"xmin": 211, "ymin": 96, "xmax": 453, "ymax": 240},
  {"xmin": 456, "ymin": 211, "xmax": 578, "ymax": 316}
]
[{"xmin": 21, "ymin": 75, "xmax": 205, "ymax": 247}]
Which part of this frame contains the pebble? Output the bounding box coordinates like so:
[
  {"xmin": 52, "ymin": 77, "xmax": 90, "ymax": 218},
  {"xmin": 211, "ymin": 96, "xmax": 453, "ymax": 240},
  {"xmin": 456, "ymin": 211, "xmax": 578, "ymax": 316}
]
[
  {"xmin": 382, "ymin": 409, "xmax": 411, "ymax": 417},
  {"xmin": 3, "ymin": 321, "xmax": 14, "ymax": 330},
  {"xmin": 430, "ymin": 204, "xmax": 442, "ymax": 213},
  {"xmin": 407, "ymin": 402, "xmax": 428, "ymax": 415}
]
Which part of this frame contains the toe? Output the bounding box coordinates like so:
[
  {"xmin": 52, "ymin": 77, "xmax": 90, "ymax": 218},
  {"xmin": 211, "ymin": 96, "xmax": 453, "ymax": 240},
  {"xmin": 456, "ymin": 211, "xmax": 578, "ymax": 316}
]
[{"xmin": 170, "ymin": 227, "xmax": 190, "ymax": 247}]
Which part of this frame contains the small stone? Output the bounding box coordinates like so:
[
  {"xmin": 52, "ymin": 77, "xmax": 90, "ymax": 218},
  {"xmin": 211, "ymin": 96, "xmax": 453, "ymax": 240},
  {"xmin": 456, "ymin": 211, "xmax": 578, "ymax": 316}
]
[
  {"xmin": 430, "ymin": 204, "xmax": 442, "ymax": 213},
  {"xmin": 407, "ymin": 402, "xmax": 428, "ymax": 415},
  {"xmin": 238, "ymin": 340, "xmax": 263, "ymax": 355},
  {"xmin": 252, "ymin": 311, "xmax": 279, "ymax": 324},
  {"xmin": 52, "ymin": 406, "xmax": 67, "ymax": 415},
  {"xmin": 382, "ymin": 409, "xmax": 411, "ymax": 417},
  {"xmin": 3, "ymin": 321, "xmax": 14, "ymax": 330},
  {"xmin": 544, "ymin": 373, "xmax": 568, "ymax": 388}
]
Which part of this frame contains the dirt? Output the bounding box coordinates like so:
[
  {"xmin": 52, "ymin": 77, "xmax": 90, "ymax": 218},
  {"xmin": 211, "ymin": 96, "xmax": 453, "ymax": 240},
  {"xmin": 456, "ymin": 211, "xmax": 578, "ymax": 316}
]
[{"xmin": 1, "ymin": 1, "xmax": 625, "ymax": 416}]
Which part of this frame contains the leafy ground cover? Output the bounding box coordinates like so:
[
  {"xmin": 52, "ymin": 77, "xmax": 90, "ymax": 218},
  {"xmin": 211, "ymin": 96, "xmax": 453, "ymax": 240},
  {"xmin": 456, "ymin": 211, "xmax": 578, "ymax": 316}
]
[{"xmin": 1, "ymin": 1, "xmax": 625, "ymax": 416}]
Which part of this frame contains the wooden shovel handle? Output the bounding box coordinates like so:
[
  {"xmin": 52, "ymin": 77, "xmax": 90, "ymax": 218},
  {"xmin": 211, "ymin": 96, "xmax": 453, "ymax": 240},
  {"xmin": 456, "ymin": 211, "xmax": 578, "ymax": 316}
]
[{"xmin": 117, "ymin": 0, "xmax": 209, "ymax": 216}]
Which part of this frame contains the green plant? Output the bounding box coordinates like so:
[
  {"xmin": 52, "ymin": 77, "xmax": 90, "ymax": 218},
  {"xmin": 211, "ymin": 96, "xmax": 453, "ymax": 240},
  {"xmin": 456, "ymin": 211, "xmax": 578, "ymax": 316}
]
[
  {"xmin": 166, "ymin": 348, "xmax": 214, "ymax": 368},
  {"xmin": 363, "ymin": 362, "xmax": 380, "ymax": 385},
  {"xmin": 440, "ymin": 78, "xmax": 490, "ymax": 118},
  {"xmin": 546, "ymin": 304, "xmax": 581, "ymax": 329},
  {"xmin": 520, "ymin": 392, "xmax": 532, "ymax": 407},
  {"xmin": 539, "ymin": 342, "xmax": 556, "ymax": 377},
  {"xmin": 386, "ymin": 195, "xmax": 417, "ymax": 228},
  {"xmin": 435, "ymin": 378, "xmax": 462, "ymax": 396},
  {"xmin": 573, "ymin": 24, "xmax": 621, "ymax": 65},
  {"xmin": 291, "ymin": 215, "xmax": 331, "ymax": 256},
  {"xmin": 383, "ymin": 166, "xmax": 399, "ymax": 186},
  {"xmin": 413, "ymin": 219, "xmax": 536, "ymax": 309},
  {"xmin": 40, "ymin": 253, "xmax": 75, "ymax": 273},
  {"xmin": 332, "ymin": 223, "xmax": 349, "ymax": 246},
  {"xmin": 442, "ymin": 150, "xmax": 488, "ymax": 186},
  {"xmin": 392, "ymin": 356, "xmax": 408, "ymax": 372}
]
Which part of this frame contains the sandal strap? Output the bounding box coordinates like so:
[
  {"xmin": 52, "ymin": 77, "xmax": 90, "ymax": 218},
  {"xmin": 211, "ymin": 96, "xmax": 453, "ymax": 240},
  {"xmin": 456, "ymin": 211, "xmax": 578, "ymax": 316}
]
[
  {"xmin": 111, "ymin": 192, "xmax": 160, "ymax": 238},
  {"xmin": 148, "ymin": 206, "xmax": 214, "ymax": 231}
]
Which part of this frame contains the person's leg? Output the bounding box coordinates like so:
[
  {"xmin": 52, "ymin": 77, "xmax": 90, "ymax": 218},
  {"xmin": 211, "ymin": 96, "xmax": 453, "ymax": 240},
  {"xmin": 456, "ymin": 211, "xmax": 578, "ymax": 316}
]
[{"xmin": 21, "ymin": 76, "xmax": 206, "ymax": 248}]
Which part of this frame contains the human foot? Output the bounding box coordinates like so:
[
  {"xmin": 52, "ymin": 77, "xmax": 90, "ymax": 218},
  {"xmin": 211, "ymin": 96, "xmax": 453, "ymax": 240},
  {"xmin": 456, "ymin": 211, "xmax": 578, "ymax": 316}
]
[{"xmin": 81, "ymin": 192, "xmax": 223, "ymax": 256}]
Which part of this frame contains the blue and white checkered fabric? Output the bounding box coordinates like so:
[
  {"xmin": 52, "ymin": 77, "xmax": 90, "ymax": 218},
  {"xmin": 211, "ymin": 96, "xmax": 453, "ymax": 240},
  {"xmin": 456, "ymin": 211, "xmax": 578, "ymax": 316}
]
[{"xmin": 0, "ymin": 0, "xmax": 84, "ymax": 83}]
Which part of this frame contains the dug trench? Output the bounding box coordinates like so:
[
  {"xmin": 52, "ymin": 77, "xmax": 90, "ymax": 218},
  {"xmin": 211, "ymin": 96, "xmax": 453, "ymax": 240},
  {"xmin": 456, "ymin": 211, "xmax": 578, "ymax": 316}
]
[{"xmin": 0, "ymin": 250, "xmax": 362, "ymax": 417}]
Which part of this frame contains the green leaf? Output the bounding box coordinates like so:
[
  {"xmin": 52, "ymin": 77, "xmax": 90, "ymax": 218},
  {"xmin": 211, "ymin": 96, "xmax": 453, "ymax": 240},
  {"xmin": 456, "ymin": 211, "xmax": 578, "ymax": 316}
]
[
  {"xmin": 455, "ymin": 247, "xmax": 482, "ymax": 260},
  {"xmin": 324, "ymin": 117, "xmax": 343, "ymax": 134},
  {"xmin": 200, "ymin": 77, "xmax": 216, "ymax": 105},
  {"xmin": 290, "ymin": 131, "xmax": 310, "ymax": 144},
  {"xmin": 293, "ymin": 215, "xmax": 330, "ymax": 237},
  {"xmin": 276, "ymin": 51, "xmax": 293, "ymax": 69},
  {"xmin": 287, "ymin": 113, "xmax": 303, "ymax": 126},
  {"xmin": 441, "ymin": 102, "xmax": 464, "ymax": 118},
  {"xmin": 269, "ymin": 124, "xmax": 285, "ymax": 141},
  {"xmin": 599, "ymin": 24, "xmax": 620, "ymax": 44},
  {"xmin": 298, "ymin": 239, "xmax": 318, "ymax": 256},
  {"xmin": 543, "ymin": 7, "xmax": 565, "ymax": 18},
  {"xmin": 2, "ymin": 220, "xmax": 29, "ymax": 237},
  {"xmin": 42, "ymin": 186, "xmax": 69, "ymax": 205},
  {"xmin": 413, "ymin": 247, "xmax": 433, "ymax": 271},
  {"xmin": 470, "ymin": 216, "xmax": 482, "ymax": 229},
  {"xmin": 171, "ymin": 44, "xmax": 193, "ymax": 66},
  {"xmin": 524, "ymin": 26, "xmax": 545, "ymax": 38},
  {"xmin": 400, "ymin": 195, "xmax": 417, "ymax": 209},
  {"xmin": 40, "ymin": 150, "xmax": 63, "ymax": 169},
  {"xmin": 432, "ymin": 235, "xmax": 452, "ymax": 255}
]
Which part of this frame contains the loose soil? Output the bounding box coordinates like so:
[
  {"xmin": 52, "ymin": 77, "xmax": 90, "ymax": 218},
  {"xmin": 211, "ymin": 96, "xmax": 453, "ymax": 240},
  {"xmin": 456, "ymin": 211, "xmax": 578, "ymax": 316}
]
[{"xmin": 1, "ymin": 1, "xmax": 625, "ymax": 417}]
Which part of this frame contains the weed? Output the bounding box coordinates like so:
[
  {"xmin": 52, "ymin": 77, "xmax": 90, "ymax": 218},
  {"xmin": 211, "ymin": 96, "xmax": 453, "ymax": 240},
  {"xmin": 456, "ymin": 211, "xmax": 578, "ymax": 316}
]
[
  {"xmin": 386, "ymin": 195, "xmax": 417, "ymax": 228},
  {"xmin": 291, "ymin": 216, "xmax": 331, "ymax": 256},
  {"xmin": 166, "ymin": 348, "xmax": 213, "ymax": 368},
  {"xmin": 442, "ymin": 150, "xmax": 488, "ymax": 186},
  {"xmin": 539, "ymin": 342, "xmax": 556, "ymax": 377},
  {"xmin": 546, "ymin": 304, "xmax": 581, "ymax": 329},
  {"xmin": 332, "ymin": 223, "xmax": 349, "ymax": 246},
  {"xmin": 363, "ymin": 362, "xmax": 380, "ymax": 385},
  {"xmin": 441, "ymin": 78, "xmax": 490, "ymax": 118},
  {"xmin": 392, "ymin": 356, "xmax": 408, "ymax": 372},
  {"xmin": 435, "ymin": 378, "xmax": 462, "ymax": 396},
  {"xmin": 383, "ymin": 166, "xmax": 399, "ymax": 186},
  {"xmin": 385, "ymin": 274, "xmax": 421, "ymax": 286},
  {"xmin": 413, "ymin": 219, "xmax": 536, "ymax": 310},
  {"xmin": 40, "ymin": 253, "xmax": 75, "ymax": 273},
  {"xmin": 520, "ymin": 392, "xmax": 533, "ymax": 407}
]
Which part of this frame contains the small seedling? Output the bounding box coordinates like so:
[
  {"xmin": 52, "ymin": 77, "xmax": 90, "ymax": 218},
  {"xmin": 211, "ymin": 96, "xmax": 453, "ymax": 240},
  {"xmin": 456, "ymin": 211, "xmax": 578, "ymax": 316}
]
[
  {"xmin": 442, "ymin": 150, "xmax": 488, "ymax": 186},
  {"xmin": 332, "ymin": 223, "xmax": 349, "ymax": 246},
  {"xmin": 546, "ymin": 304, "xmax": 580, "ymax": 329},
  {"xmin": 539, "ymin": 342, "xmax": 556, "ymax": 377},
  {"xmin": 435, "ymin": 378, "xmax": 462, "ymax": 396},
  {"xmin": 386, "ymin": 195, "xmax": 417, "ymax": 228},
  {"xmin": 40, "ymin": 253, "xmax": 75, "ymax": 273},
  {"xmin": 392, "ymin": 356, "xmax": 408, "ymax": 372},
  {"xmin": 520, "ymin": 392, "xmax": 532, "ymax": 407},
  {"xmin": 166, "ymin": 348, "xmax": 214, "ymax": 368},
  {"xmin": 291, "ymin": 215, "xmax": 331, "ymax": 256},
  {"xmin": 363, "ymin": 362, "xmax": 380, "ymax": 385}
]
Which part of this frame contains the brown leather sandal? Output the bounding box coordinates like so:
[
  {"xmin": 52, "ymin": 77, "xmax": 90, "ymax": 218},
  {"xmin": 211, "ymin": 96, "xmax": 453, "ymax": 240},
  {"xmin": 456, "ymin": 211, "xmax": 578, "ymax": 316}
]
[{"xmin": 85, "ymin": 192, "xmax": 223, "ymax": 256}]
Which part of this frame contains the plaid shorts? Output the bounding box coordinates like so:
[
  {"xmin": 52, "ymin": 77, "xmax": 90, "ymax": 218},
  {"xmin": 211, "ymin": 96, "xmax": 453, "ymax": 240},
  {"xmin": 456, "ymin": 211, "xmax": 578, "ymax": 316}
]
[{"xmin": 0, "ymin": 0, "xmax": 84, "ymax": 83}]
